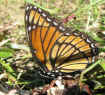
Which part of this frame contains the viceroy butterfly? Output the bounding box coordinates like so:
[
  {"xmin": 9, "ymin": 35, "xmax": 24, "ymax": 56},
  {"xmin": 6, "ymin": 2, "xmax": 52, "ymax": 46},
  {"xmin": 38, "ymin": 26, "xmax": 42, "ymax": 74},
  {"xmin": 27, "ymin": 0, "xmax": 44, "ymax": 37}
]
[{"xmin": 25, "ymin": 4, "xmax": 98, "ymax": 78}]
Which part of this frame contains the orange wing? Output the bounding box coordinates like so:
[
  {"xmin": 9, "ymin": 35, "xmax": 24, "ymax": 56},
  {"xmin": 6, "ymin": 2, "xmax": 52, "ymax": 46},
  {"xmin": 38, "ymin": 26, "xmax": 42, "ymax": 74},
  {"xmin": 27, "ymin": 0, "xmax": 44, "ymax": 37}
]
[
  {"xmin": 25, "ymin": 4, "xmax": 98, "ymax": 77},
  {"xmin": 50, "ymin": 32, "xmax": 98, "ymax": 74}
]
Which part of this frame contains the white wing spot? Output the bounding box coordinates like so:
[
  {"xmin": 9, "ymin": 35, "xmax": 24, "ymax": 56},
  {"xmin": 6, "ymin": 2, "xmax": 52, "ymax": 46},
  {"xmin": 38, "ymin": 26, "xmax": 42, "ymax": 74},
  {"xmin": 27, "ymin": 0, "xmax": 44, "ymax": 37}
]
[
  {"xmin": 55, "ymin": 70, "xmax": 59, "ymax": 73},
  {"xmin": 81, "ymin": 34, "xmax": 85, "ymax": 38},
  {"xmin": 91, "ymin": 43, "xmax": 95, "ymax": 48},
  {"xmin": 92, "ymin": 56, "xmax": 95, "ymax": 62},
  {"xmin": 59, "ymin": 72, "xmax": 62, "ymax": 76},
  {"xmin": 26, "ymin": 6, "xmax": 29, "ymax": 11},
  {"xmin": 86, "ymin": 38, "xmax": 91, "ymax": 43},
  {"xmin": 28, "ymin": 26, "xmax": 31, "ymax": 31},
  {"xmin": 33, "ymin": 25, "xmax": 36, "ymax": 29},
  {"xmin": 34, "ymin": 6, "xmax": 37, "ymax": 9},
  {"xmin": 53, "ymin": 21, "xmax": 58, "ymax": 26},
  {"xmin": 47, "ymin": 17, "xmax": 52, "ymax": 22},
  {"xmin": 34, "ymin": 50, "xmax": 36, "ymax": 53},
  {"xmin": 74, "ymin": 32, "xmax": 79, "ymax": 36},
  {"xmin": 65, "ymin": 33, "xmax": 70, "ymax": 35},
  {"xmin": 59, "ymin": 26, "xmax": 65, "ymax": 31},
  {"xmin": 51, "ymin": 74, "xmax": 55, "ymax": 77},
  {"xmin": 62, "ymin": 28, "xmax": 65, "ymax": 31},
  {"xmin": 42, "ymin": 13, "xmax": 47, "ymax": 17},
  {"xmin": 38, "ymin": 8, "xmax": 42, "ymax": 13},
  {"xmin": 47, "ymin": 72, "xmax": 51, "ymax": 75},
  {"xmin": 25, "ymin": 15, "xmax": 28, "ymax": 21}
]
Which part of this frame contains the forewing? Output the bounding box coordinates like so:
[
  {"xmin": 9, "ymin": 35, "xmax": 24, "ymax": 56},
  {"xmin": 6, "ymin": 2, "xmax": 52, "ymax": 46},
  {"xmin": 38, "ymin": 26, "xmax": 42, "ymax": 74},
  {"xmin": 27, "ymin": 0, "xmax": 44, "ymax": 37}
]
[{"xmin": 25, "ymin": 4, "xmax": 66, "ymax": 71}]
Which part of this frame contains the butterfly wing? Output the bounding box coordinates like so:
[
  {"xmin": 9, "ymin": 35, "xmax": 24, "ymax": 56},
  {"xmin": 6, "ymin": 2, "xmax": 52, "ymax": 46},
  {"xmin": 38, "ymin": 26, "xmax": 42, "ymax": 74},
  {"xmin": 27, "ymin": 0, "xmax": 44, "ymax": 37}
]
[
  {"xmin": 50, "ymin": 31, "xmax": 98, "ymax": 74},
  {"xmin": 25, "ymin": 4, "xmax": 98, "ymax": 76},
  {"xmin": 25, "ymin": 4, "xmax": 66, "ymax": 72}
]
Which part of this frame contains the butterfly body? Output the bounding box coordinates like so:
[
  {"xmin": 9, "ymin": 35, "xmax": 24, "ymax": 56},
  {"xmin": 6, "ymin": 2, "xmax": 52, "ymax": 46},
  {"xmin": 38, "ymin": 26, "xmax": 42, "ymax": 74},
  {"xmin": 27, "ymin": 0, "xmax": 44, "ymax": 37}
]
[{"xmin": 25, "ymin": 4, "xmax": 98, "ymax": 78}]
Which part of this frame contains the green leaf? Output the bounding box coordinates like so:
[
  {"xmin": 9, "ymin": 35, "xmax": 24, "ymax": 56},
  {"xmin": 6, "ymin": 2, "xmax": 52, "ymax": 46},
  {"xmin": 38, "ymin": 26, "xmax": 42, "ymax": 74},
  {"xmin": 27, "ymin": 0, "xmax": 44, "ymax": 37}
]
[
  {"xmin": 80, "ymin": 59, "xmax": 105, "ymax": 81},
  {"xmin": 88, "ymin": 32, "xmax": 105, "ymax": 44},
  {"xmin": 0, "ymin": 59, "xmax": 16, "ymax": 82},
  {"xmin": 100, "ymin": 26, "xmax": 105, "ymax": 30},
  {"xmin": 0, "ymin": 48, "xmax": 14, "ymax": 58},
  {"xmin": 99, "ymin": 60, "xmax": 105, "ymax": 71},
  {"xmin": 99, "ymin": 47, "xmax": 105, "ymax": 53}
]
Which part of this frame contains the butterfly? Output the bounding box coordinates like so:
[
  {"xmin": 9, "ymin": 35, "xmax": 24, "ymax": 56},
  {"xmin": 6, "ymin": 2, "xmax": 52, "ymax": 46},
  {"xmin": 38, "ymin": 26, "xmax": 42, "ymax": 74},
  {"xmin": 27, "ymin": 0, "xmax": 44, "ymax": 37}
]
[{"xmin": 25, "ymin": 4, "xmax": 98, "ymax": 78}]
